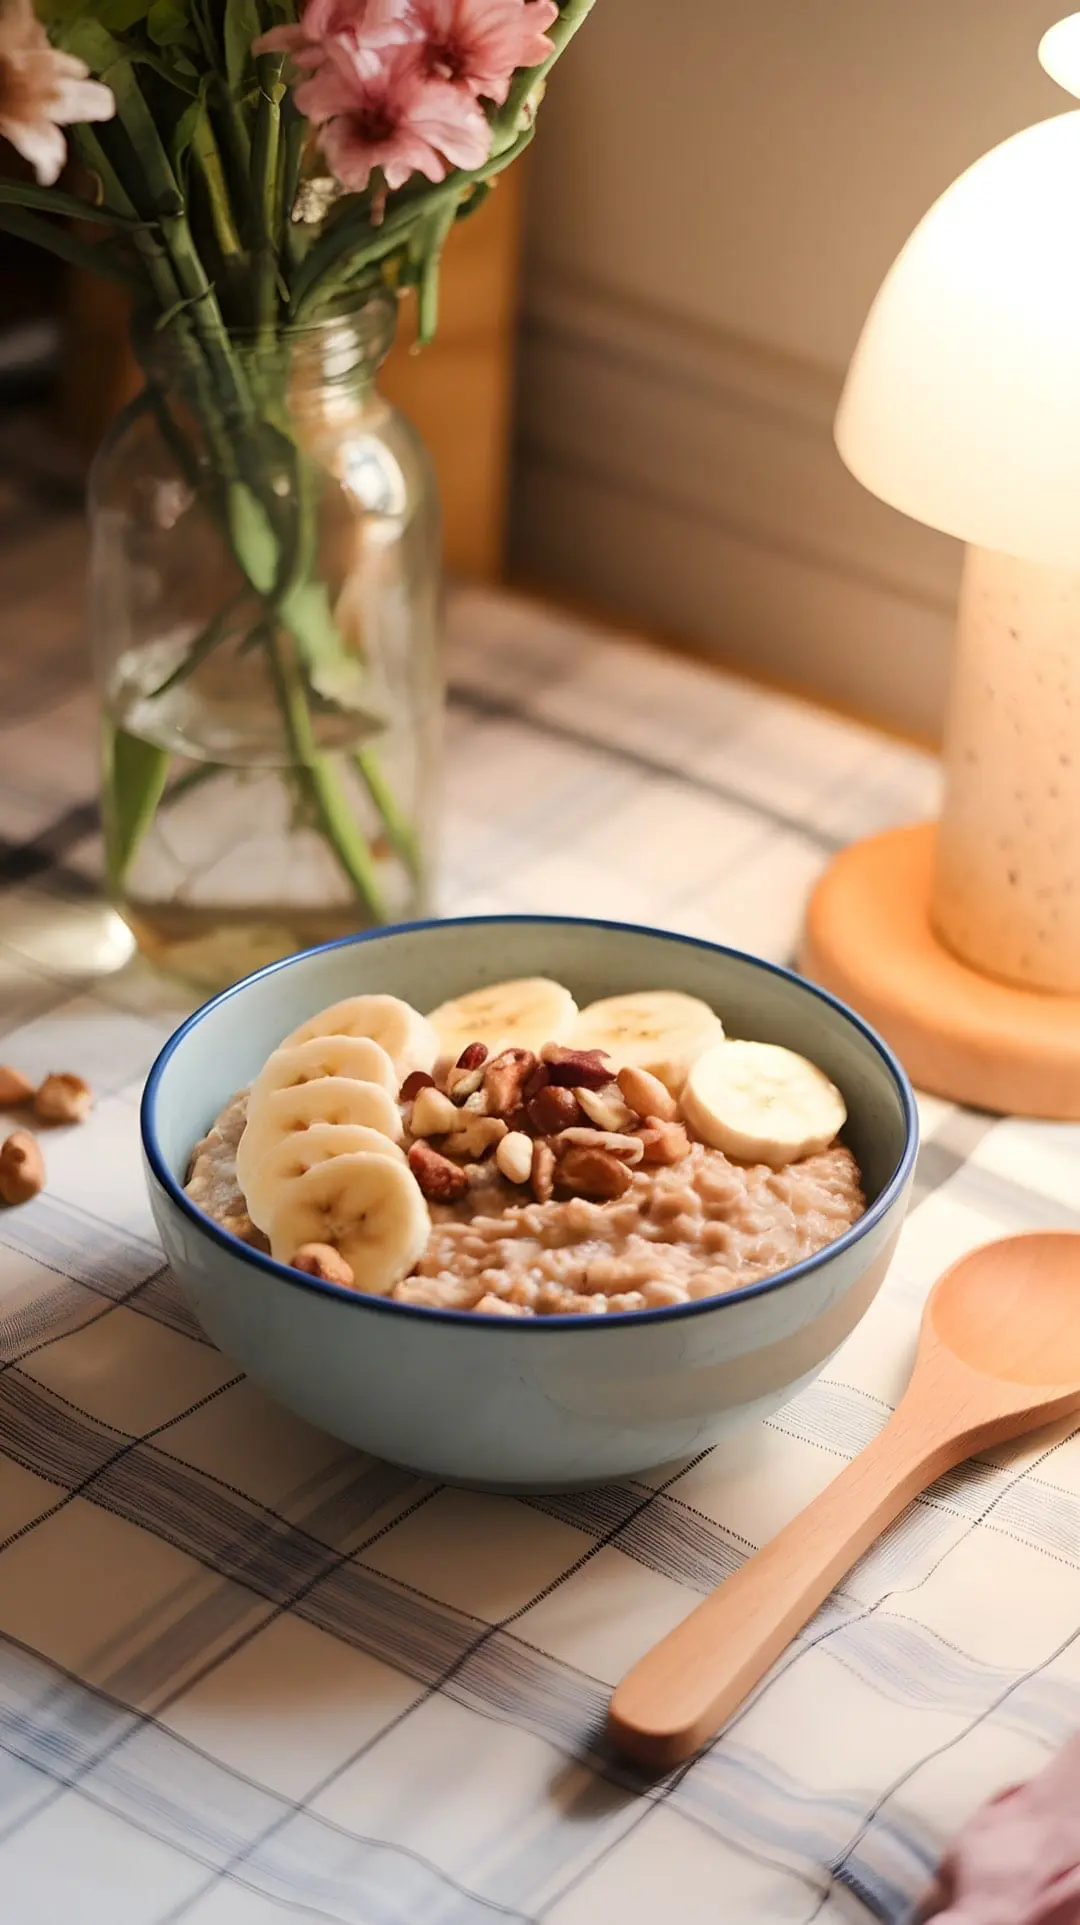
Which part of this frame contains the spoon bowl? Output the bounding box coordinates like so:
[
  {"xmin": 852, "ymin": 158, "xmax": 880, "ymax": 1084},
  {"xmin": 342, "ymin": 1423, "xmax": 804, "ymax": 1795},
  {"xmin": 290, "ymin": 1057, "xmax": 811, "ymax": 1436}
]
[
  {"xmin": 930, "ymin": 1231, "xmax": 1080, "ymax": 1387},
  {"xmin": 609, "ymin": 1231, "xmax": 1080, "ymax": 1771}
]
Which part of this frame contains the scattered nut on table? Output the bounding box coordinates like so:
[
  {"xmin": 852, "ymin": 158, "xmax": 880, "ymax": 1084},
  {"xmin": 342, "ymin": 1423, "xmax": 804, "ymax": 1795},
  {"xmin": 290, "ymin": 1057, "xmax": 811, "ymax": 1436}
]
[
  {"xmin": 291, "ymin": 1243, "xmax": 354, "ymax": 1287},
  {"xmin": 0, "ymin": 1129, "xmax": 45, "ymax": 1206},
  {"xmin": 34, "ymin": 1072, "xmax": 93, "ymax": 1125},
  {"xmin": 0, "ymin": 1066, "xmax": 34, "ymax": 1107}
]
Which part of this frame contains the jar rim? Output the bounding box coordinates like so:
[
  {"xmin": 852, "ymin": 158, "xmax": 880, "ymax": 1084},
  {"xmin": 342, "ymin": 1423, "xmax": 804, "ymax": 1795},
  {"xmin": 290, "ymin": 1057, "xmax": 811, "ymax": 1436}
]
[{"xmin": 134, "ymin": 287, "xmax": 398, "ymax": 380}]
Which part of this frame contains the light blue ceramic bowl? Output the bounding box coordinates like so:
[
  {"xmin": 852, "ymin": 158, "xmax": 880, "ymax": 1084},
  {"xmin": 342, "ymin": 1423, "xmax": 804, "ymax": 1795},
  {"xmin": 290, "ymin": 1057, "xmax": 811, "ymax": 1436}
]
[{"xmin": 142, "ymin": 917, "xmax": 917, "ymax": 1492}]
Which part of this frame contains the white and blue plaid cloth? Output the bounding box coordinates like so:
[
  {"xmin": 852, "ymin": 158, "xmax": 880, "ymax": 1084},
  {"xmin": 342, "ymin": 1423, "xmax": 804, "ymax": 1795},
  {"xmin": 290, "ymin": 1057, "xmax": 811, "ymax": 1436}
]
[{"xmin": 2, "ymin": 486, "xmax": 1079, "ymax": 1924}]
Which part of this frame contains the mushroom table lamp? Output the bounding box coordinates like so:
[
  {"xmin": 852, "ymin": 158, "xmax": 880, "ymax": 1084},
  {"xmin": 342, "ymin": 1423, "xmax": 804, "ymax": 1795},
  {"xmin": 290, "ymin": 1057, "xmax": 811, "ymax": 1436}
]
[{"xmin": 800, "ymin": 15, "xmax": 1080, "ymax": 1118}]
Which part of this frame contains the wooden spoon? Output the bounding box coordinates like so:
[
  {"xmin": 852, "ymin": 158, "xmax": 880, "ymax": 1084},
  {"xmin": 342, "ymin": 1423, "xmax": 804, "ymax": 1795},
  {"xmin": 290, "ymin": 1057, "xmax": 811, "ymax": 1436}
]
[{"xmin": 608, "ymin": 1231, "xmax": 1080, "ymax": 1771}]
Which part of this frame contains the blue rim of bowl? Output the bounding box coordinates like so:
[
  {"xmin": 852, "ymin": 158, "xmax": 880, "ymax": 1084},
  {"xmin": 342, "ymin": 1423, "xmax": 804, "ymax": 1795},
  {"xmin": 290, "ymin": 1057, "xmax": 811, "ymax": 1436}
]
[{"xmin": 141, "ymin": 914, "xmax": 919, "ymax": 1332}]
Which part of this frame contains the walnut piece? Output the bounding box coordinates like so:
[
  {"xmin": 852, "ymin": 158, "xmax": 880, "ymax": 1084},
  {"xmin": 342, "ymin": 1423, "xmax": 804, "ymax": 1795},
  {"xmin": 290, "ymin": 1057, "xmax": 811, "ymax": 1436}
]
[
  {"xmin": 34, "ymin": 1072, "xmax": 93, "ymax": 1125},
  {"xmin": 0, "ymin": 1129, "xmax": 45, "ymax": 1205},
  {"xmin": 483, "ymin": 1048, "xmax": 538, "ymax": 1118},
  {"xmin": 444, "ymin": 1114, "xmax": 508, "ymax": 1160}
]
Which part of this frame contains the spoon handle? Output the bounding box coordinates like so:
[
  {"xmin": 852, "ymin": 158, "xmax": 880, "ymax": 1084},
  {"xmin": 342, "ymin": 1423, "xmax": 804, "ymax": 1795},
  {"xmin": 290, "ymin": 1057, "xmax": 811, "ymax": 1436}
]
[{"xmin": 608, "ymin": 1404, "xmax": 965, "ymax": 1770}]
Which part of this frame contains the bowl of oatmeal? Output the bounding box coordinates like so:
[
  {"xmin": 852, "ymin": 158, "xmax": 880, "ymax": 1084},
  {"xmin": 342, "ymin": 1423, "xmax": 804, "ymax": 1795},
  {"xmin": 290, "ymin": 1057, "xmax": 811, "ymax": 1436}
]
[{"xmin": 142, "ymin": 916, "xmax": 917, "ymax": 1491}]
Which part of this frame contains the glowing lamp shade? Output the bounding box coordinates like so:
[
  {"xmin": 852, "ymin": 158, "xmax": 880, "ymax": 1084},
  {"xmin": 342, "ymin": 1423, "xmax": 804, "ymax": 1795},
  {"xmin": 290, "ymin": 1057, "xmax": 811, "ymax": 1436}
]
[{"xmin": 836, "ymin": 110, "xmax": 1080, "ymax": 569}]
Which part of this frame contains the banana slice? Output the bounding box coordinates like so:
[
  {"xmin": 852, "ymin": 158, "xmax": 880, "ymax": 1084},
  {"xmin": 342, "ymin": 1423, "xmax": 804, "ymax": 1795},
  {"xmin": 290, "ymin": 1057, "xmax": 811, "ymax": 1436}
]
[
  {"xmin": 426, "ymin": 977, "xmax": 578, "ymax": 1058},
  {"xmin": 251, "ymin": 1034, "xmax": 399, "ymax": 1107},
  {"xmin": 283, "ymin": 995, "xmax": 438, "ymax": 1081},
  {"xmin": 268, "ymin": 1151, "xmax": 431, "ymax": 1297},
  {"xmin": 242, "ymin": 1122, "xmax": 405, "ymax": 1234},
  {"xmin": 236, "ymin": 1075, "xmax": 403, "ymax": 1213},
  {"xmin": 573, "ymin": 991, "xmax": 725, "ymax": 1095},
  {"xmin": 681, "ymin": 1040, "xmax": 846, "ymax": 1168}
]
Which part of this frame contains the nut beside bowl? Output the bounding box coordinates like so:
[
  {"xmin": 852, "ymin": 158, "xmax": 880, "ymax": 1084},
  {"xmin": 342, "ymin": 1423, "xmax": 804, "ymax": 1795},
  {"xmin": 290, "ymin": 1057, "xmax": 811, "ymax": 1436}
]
[{"xmin": 141, "ymin": 916, "xmax": 917, "ymax": 1493}]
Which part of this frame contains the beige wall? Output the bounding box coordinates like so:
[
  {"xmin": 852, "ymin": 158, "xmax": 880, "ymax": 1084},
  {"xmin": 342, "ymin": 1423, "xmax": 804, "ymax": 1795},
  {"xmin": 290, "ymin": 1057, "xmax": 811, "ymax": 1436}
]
[{"xmin": 513, "ymin": 0, "xmax": 1069, "ymax": 737}]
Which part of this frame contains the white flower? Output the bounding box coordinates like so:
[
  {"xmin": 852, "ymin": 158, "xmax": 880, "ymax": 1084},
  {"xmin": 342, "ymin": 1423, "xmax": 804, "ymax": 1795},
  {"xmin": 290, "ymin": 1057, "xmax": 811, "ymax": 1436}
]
[{"xmin": 0, "ymin": 0, "xmax": 114, "ymax": 187}]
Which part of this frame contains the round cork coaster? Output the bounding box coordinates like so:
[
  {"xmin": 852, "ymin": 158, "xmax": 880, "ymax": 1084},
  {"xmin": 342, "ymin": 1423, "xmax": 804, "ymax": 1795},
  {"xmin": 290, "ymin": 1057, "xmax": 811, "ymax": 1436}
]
[{"xmin": 799, "ymin": 823, "xmax": 1080, "ymax": 1119}]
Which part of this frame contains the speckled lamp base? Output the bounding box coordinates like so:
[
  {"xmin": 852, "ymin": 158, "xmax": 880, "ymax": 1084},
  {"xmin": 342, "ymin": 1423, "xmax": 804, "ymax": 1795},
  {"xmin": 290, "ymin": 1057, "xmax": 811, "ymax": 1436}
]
[{"xmin": 800, "ymin": 824, "xmax": 1080, "ymax": 1119}]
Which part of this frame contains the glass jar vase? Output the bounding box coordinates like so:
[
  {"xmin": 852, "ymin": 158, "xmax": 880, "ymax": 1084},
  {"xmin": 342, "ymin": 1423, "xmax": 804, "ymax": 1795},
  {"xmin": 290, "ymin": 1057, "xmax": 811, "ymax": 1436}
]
[{"xmin": 89, "ymin": 293, "xmax": 441, "ymax": 991}]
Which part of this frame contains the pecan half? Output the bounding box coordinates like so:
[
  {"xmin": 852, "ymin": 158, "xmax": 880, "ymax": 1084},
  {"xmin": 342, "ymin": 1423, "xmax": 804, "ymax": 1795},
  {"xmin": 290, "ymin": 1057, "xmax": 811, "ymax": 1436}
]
[
  {"xmin": 0, "ymin": 1129, "xmax": 45, "ymax": 1205},
  {"xmin": 556, "ymin": 1146, "xmax": 633, "ymax": 1200},
  {"xmin": 483, "ymin": 1047, "xmax": 539, "ymax": 1119},
  {"xmin": 530, "ymin": 1138, "xmax": 556, "ymax": 1203},
  {"xmin": 540, "ymin": 1044, "xmax": 611, "ymax": 1091},
  {"xmin": 408, "ymin": 1141, "xmax": 470, "ymax": 1201},
  {"xmin": 527, "ymin": 1084, "xmax": 581, "ymax": 1134},
  {"xmin": 635, "ymin": 1119, "xmax": 692, "ymax": 1165}
]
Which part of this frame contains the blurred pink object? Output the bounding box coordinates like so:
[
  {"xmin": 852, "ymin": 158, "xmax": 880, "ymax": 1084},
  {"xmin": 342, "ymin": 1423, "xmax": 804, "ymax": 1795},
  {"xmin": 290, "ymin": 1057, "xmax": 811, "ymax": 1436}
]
[
  {"xmin": 0, "ymin": 0, "xmax": 114, "ymax": 185},
  {"xmin": 255, "ymin": 0, "xmax": 410, "ymax": 75},
  {"xmin": 918, "ymin": 1734, "xmax": 1080, "ymax": 1923},
  {"xmin": 298, "ymin": 40, "xmax": 490, "ymax": 189},
  {"xmin": 407, "ymin": 0, "xmax": 558, "ymax": 103}
]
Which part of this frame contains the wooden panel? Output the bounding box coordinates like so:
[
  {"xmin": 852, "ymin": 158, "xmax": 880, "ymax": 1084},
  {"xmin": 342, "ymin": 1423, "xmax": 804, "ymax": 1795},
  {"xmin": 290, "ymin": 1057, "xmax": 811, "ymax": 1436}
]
[{"xmin": 56, "ymin": 170, "xmax": 523, "ymax": 582}]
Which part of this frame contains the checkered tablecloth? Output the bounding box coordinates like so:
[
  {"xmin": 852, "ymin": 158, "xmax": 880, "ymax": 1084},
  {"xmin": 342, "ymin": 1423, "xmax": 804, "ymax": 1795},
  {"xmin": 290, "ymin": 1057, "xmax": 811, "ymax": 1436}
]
[{"xmin": 3, "ymin": 493, "xmax": 1080, "ymax": 1924}]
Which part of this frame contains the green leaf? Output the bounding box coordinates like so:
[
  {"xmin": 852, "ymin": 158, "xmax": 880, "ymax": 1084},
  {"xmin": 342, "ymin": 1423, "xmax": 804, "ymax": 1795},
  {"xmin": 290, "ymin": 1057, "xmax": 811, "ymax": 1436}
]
[
  {"xmin": 98, "ymin": 0, "xmax": 154, "ymax": 29},
  {"xmin": 224, "ymin": 0, "xmax": 262, "ymax": 98},
  {"xmin": 148, "ymin": 0, "xmax": 196, "ymax": 47},
  {"xmin": 0, "ymin": 180, "xmax": 141, "ymax": 226},
  {"xmin": 169, "ymin": 76, "xmax": 209, "ymax": 174},
  {"xmin": 103, "ymin": 724, "xmax": 170, "ymax": 888}
]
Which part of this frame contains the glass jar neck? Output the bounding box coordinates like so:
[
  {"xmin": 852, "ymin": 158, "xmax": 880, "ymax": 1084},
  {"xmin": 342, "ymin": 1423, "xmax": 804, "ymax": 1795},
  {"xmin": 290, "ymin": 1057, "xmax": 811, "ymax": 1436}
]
[{"xmin": 138, "ymin": 292, "xmax": 398, "ymax": 406}]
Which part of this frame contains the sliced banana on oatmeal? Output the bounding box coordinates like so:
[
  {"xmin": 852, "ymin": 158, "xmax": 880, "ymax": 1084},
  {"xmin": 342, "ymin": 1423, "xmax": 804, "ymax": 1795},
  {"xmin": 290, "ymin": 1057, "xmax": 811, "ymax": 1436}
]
[
  {"xmin": 572, "ymin": 990, "xmax": 725, "ymax": 1095},
  {"xmin": 251, "ymin": 1033, "xmax": 399, "ymax": 1107},
  {"xmin": 426, "ymin": 977, "xmax": 578, "ymax": 1058},
  {"xmin": 282, "ymin": 994, "xmax": 438, "ymax": 1081},
  {"xmin": 242, "ymin": 1120, "xmax": 405, "ymax": 1233},
  {"xmin": 680, "ymin": 1040, "xmax": 846, "ymax": 1168},
  {"xmin": 267, "ymin": 1151, "xmax": 431, "ymax": 1296},
  {"xmin": 237, "ymin": 1074, "xmax": 403, "ymax": 1205}
]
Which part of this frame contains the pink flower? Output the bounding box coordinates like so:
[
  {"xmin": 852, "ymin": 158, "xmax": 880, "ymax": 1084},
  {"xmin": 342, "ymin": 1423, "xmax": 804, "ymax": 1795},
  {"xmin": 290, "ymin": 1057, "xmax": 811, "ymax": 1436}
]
[
  {"xmin": 298, "ymin": 41, "xmax": 490, "ymax": 191},
  {"xmin": 0, "ymin": 0, "xmax": 114, "ymax": 186},
  {"xmin": 255, "ymin": 0, "xmax": 411, "ymax": 77},
  {"xmin": 406, "ymin": 0, "xmax": 559, "ymax": 104}
]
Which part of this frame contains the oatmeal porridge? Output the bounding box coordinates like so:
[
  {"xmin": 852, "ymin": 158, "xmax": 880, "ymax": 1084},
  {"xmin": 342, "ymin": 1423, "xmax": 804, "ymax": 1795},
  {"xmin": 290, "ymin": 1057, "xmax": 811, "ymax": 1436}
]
[{"xmin": 185, "ymin": 980, "xmax": 865, "ymax": 1316}]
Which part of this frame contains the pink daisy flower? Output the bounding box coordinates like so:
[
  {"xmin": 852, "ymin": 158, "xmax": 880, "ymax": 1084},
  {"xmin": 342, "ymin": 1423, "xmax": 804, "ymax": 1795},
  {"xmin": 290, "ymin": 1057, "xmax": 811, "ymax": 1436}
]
[
  {"xmin": 0, "ymin": 0, "xmax": 114, "ymax": 186},
  {"xmin": 298, "ymin": 40, "xmax": 491, "ymax": 191},
  {"xmin": 406, "ymin": 0, "xmax": 559, "ymax": 105},
  {"xmin": 255, "ymin": 0, "xmax": 411, "ymax": 76}
]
